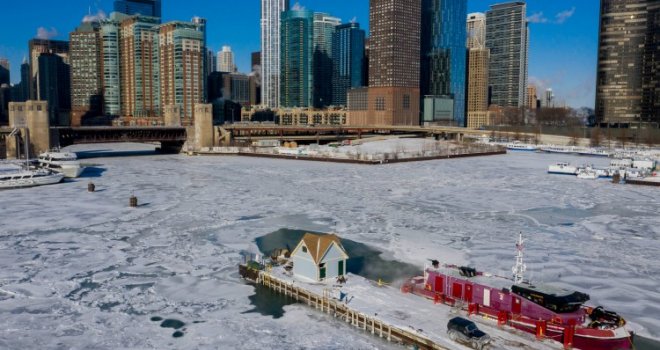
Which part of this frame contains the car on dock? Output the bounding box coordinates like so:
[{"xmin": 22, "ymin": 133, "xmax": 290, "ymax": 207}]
[{"xmin": 447, "ymin": 317, "xmax": 491, "ymax": 350}]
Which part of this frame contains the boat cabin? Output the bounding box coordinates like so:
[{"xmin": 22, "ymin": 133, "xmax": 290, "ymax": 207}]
[
  {"xmin": 511, "ymin": 284, "xmax": 589, "ymax": 314},
  {"xmin": 291, "ymin": 233, "xmax": 348, "ymax": 282}
]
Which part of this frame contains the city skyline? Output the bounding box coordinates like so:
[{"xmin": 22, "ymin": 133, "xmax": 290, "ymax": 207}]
[{"xmin": 0, "ymin": 0, "xmax": 599, "ymax": 109}]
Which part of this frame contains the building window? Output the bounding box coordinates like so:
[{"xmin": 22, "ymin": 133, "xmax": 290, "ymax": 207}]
[
  {"xmin": 403, "ymin": 95, "xmax": 410, "ymax": 110},
  {"xmin": 302, "ymin": 246, "xmax": 307, "ymax": 253},
  {"xmin": 375, "ymin": 97, "xmax": 385, "ymax": 111}
]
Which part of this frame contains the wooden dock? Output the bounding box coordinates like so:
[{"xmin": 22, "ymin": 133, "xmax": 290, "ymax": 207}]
[{"xmin": 240, "ymin": 264, "xmax": 449, "ymax": 350}]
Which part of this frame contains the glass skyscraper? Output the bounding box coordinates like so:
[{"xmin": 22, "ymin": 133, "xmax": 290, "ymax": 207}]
[
  {"xmin": 312, "ymin": 13, "xmax": 341, "ymax": 108},
  {"xmin": 261, "ymin": 0, "xmax": 289, "ymax": 108},
  {"xmin": 280, "ymin": 8, "xmax": 313, "ymax": 108},
  {"xmin": 420, "ymin": 0, "xmax": 468, "ymax": 126},
  {"xmin": 332, "ymin": 23, "xmax": 365, "ymax": 106},
  {"xmin": 114, "ymin": 0, "xmax": 162, "ymax": 19}
]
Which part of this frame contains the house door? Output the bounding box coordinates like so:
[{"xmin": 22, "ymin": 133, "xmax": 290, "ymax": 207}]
[
  {"xmin": 434, "ymin": 276, "xmax": 444, "ymax": 293},
  {"xmin": 512, "ymin": 296, "xmax": 522, "ymax": 314},
  {"xmin": 452, "ymin": 283, "xmax": 463, "ymax": 300},
  {"xmin": 465, "ymin": 284, "xmax": 473, "ymax": 303},
  {"xmin": 338, "ymin": 260, "xmax": 344, "ymax": 276},
  {"xmin": 320, "ymin": 267, "xmax": 326, "ymax": 280}
]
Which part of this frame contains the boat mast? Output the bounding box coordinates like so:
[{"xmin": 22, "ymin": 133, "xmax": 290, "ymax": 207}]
[
  {"xmin": 512, "ymin": 232, "xmax": 527, "ymax": 284},
  {"xmin": 23, "ymin": 128, "xmax": 30, "ymax": 168}
]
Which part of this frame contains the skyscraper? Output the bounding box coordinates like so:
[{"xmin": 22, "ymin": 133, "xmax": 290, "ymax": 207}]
[
  {"xmin": 466, "ymin": 12, "xmax": 490, "ymax": 129},
  {"xmin": 312, "ymin": 13, "xmax": 341, "ymax": 108},
  {"xmin": 421, "ymin": 0, "xmax": 468, "ymax": 126},
  {"xmin": 261, "ymin": 0, "xmax": 289, "ymax": 108},
  {"xmin": 38, "ymin": 53, "xmax": 71, "ymax": 125},
  {"xmin": 332, "ymin": 22, "xmax": 365, "ymax": 106},
  {"xmin": 158, "ymin": 21, "xmax": 205, "ymax": 125},
  {"xmin": 349, "ymin": 0, "xmax": 421, "ymax": 126},
  {"xmin": 486, "ymin": 2, "xmax": 528, "ymax": 108},
  {"xmin": 99, "ymin": 13, "xmax": 127, "ymax": 118},
  {"xmin": 280, "ymin": 8, "xmax": 313, "ymax": 108},
  {"xmin": 218, "ymin": 46, "xmax": 236, "ymax": 73},
  {"xmin": 114, "ymin": 0, "xmax": 162, "ymax": 19},
  {"xmin": 70, "ymin": 21, "xmax": 103, "ymax": 126},
  {"xmin": 191, "ymin": 17, "xmax": 208, "ymax": 102},
  {"xmin": 0, "ymin": 58, "xmax": 9, "ymax": 86},
  {"xmin": 119, "ymin": 15, "xmax": 160, "ymax": 118},
  {"xmin": 596, "ymin": 0, "xmax": 659, "ymax": 124},
  {"xmin": 526, "ymin": 85, "xmax": 537, "ymax": 110},
  {"xmin": 28, "ymin": 39, "xmax": 69, "ymax": 100}
]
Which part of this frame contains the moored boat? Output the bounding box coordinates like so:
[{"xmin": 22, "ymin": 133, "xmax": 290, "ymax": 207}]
[
  {"xmin": 548, "ymin": 162, "xmax": 578, "ymax": 175},
  {"xmin": 506, "ymin": 141, "xmax": 537, "ymax": 152},
  {"xmin": 38, "ymin": 151, "xmax": 85, "ymax": 178},
  {"xmin": 401, "ymin": 234, "xmax": 631, "ymax": 350},
  {"xmin": 0, "ymin": 168, "xmax": 64, "ymax": 189}
]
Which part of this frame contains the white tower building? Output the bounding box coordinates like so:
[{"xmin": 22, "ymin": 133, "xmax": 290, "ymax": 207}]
[
  {"xmin": 217, "ymin": 46, "xmax": 236, "ymax": 73},
  {"xmin": 261, "ymin": 0, "xmax": 289, "ymax": 108}
]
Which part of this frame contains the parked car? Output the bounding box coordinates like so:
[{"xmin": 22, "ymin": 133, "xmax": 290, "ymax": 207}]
[{"xmin": 447, "ymin": 317, "xmax": 491, "ymax": 350}]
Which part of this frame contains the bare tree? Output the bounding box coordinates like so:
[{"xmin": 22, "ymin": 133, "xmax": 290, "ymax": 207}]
[{"xmin": 590, "ymin": 128, "xmax": 602, "ymax": 147}]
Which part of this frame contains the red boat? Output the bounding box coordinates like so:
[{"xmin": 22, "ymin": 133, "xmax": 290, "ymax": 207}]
[{"xmin": 401, "ymin": 234, "xmax": 632, "ymax": 350}]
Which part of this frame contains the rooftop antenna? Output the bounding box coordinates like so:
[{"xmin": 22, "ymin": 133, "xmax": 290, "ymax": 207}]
[{"xmin": 512, "ymin": 232, "xmax": 527, "ymax": 284}]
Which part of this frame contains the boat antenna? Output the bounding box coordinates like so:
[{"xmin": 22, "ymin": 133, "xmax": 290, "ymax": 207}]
[{"xmin": 512, "ymin": 232, "xmax": 527, "ymax": 284}]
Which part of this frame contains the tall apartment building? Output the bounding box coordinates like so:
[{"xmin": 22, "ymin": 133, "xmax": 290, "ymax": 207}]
[
  {"xmin": 486, "ymin": 2, "xmax": 528, "ymax": 108},
  {"xmin": 261, "ymin": 0, "xmax": 289, "ymax": 108},
  {"xmin": 119, "ymin": 15, "xmax": 160, "ymax": 118},
  {"xmin": 70, "ymin": 21, "xmax": 103, "ymax": 126},
  {"xmin": 99, "ymin": 13, "xmax": 128, "ymax": 118},
  {"xmin": 421, "ymin": 0, "xmax": 468, "ymax": 126},
  {"xmin": 0, "ymin": 58, "xmax": 9, "ymax": 86},
  {"xmin": 114, "ymin": 0, "xmax": 162, "ymax": 18},
  {"xmin": 526, "ymin": 85, "xmax": 537, "ymax": 110},
  {"xmin": 595, "ymin": 0, "xmax": 659, "ymax": 124},
  {"xmin": 38, "ymin": 53, "xmax": 71, "ymax": 125},
  {"xmin": 331, "ymin": 22, "xmax": 365, "ymax": 106},
  {"xmin": 28, "ymin": 39, "xmax": 69, "ymax": 100},
  {"xmin": 280, "ymin": 8, "xmax": 314, "ymax": 108},
  {"xmin": 158, "ymin": 21, "xmax": 205, "ymax": 125},
  {"xmin": 313, "ymin": 13, "xmax": 341, "ymax": 108},
  {"xmin": 349, "ymin": 0, "xmax": 422, "ymax": 126},
  {"xmin": 218, "ymin": 46, "xmax": 236, "ymax": 73},
  {"xmin": 466, "ymin": 12, "xmax": 490, "ymax": 129},
  {"xmin": 191, "ymin": 17, "xmax": 208, "ymax": 102}
]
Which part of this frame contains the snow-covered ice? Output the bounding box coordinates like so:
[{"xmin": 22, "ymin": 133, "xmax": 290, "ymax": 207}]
[{"xmin": 0, "ymin": 143, "xmax": 658, "ymax": 349}]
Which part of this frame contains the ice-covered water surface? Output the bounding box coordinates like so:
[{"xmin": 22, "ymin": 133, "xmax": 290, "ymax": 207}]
[{"xmin": 0, "ymin": 144, "xmax": 658, "ymax": 349}]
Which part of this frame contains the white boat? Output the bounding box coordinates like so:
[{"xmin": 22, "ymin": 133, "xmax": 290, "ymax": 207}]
[
  {"xmin": 577, "ymin": 148, "xmax": 611, "ymax": 157},
  {"xmin": 576, "ymin": 169, "xmax": 598, "ymax": 180},
  {"xmin": 548, "ymin": 162, "xmax": 578, "ymax": 175},
  {"xmin": 506, "ymin": 141, "xmax": 537, "ymax": 152},
  {"xmin": 38, "ymin": 151, "xmax": 85, "ymax": 178},
  {"xmin": 0, "ymin": 168, "xmax": 64, "ymax": 189}
]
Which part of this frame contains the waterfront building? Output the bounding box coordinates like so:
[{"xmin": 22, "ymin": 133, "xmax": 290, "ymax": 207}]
[
  {"xmin": 526, "ymin": 85, "xmax": 537, "ymax": 110},
  {"xmin": 280, "ymin": 8, "xmax": 314, "ymax": 108},
  {"xmin": 348, "ymin": 0, "xmax": 421, "ymax": 126},
  {"xmin": 158, "ymin": 21, "xmax": 205, "ymax": 125},
  {"xmin": 119, "ymin": 15, "xmax": 160, "ymax": 119},
  {"xmin": 596, "ymin": 0, "xmax": 659, "ymax": 124},
  {"xmin": 421, "ymin": 0, "xmax": 468, "ymax": 126},
  {"xmin": 486, "ymin": 2, "xmax": 528, "ymax": 108},
  {"xmin": 332, "ymin": 23, "xmax": 366, "ymax": 107},
  {"xmin": 10, "ymin": 59, "xmax": 30, "ymax": 103},
  {"xmin": 70, "ymin": 21, "xmax": 103, "ymax": 126},
  {"xmin": 218, "ymin": 46, "xmax": 236, "ymax": 73},
  {"xmin": 0, "ymin": 58, "xmax": 9, "ymax": 86},
  {"xmin": 291, "ymin": 233, "xmax": 348, "ymax": 282},
  {"xmin": 38, "ymin": 53, "xmax": 71, "ymax": 126},
  {"xmin": 313, "ymin": 13, "xmax": 341, "ymax": 108},
  {"xmin": 99, "ymin": 13, "xmax": 127, "ymax": 118},
  {"xmin": 261, "ymin": 0, "xmax": 290, "ymax": 108},
  {"xmin": 28, "ymin": 39, "xmax": 69, "ymax": 101},
  {"xmin": 191, "ymin": 17, "xmax": 208, "ymax": 102},
  {"xmin": 466, "ymin": 12, "xmax": 490, "ymax": 129},
  {"xmin": 114, "ymin": 0, "xmax": 162, "ymax": 18}
]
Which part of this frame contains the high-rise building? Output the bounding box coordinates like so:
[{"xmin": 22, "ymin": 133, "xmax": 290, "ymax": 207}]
[
  {"xmin": 526, "ymin": 85, "xmax": 537, "ymax": 110},
  {"xmin": 261, "ymin": 0, "xmax": 290, "ymax": 108},
  {"xmin": 543, "ymin": 88, "xmax": 554, "ymax": 108},
  {"xmin": 28, "ymin": 39, "xmax": 69, "ymax": 100},
  {"xmin": 596, "ymin": 0, "xmax": 659, "ymax": 124},
  {"xmin": 313, "ymin": 13, "xmax": 341, "ymax": 108},
  {"xmin": 486, "ymin": 2, "xmax": 528, "ymax": 108},
  {"xmin": 119, "ymin": 15, "xmax": 160, "ymax": 118},
  {"xmin": 0, "ymin": 58, "xmax": 9, "ymax": 86},
  {"xmin": 218, "ymin": 46, "xmax": 236, "ymax": 73},
  {"xmin": 332, "ymin": 22, "xmax": 366, "ymax": 106},
  {"xmin": 70, "ymin": 21, "xmax": 103, "ymax": 126},
  {"xmin": 99, "ymin": 13, "xmax": 127, "ymax": 118},
  {"xmin": 191, "ymin": 17, "xmax": 208, "ymax": 102},
  {"xmin": 250, "ymin": 51, "xmax": 262, "ymax": 106},
  {"xmin": 251, "ymin": 51, "xmax": 261, "ymax": 68},
  {"xmin": 466, "ymin": 12, "xmax": 490, "ymax": 129},
  {"xmin": 349, "ymin": 0, "xmax": 421, "ymax": 126},
  {"xmin": 114, "ymin": 0, "xmax": 162, "ymax": 18},
  {"xmin": 158, "ymin": 21, "xmax": 205, "ymax": 125},
  {"xmin": 11, "ymin": 59, "xmax": 30, "ymax": 103},
  {"xmin": 421, "ymin": 0, "xmax": 468, "ymax": 126},
  {"xmin": 280, "ymin": 8, "xmax": 314, "ymax": 108},
  {"xmin": 38, "ymin": 53, "xmax": 71, "ymax": 126}
]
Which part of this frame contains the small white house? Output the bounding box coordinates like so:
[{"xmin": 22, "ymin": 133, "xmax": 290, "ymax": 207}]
[{"xmin": 291, "ymin": 233, "xmax": 349, "ymax": 282}]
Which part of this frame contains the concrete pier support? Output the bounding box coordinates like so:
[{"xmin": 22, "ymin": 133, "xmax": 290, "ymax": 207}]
[
  {"xmin": 194, "ymin": 104, "xmax": 214, "ymax": 151},
  {"xmin": 6, "ymin": 101, "xmax": 50, "ymax": 159},
  {"xmin": 163, "ymin": 105, "xmax": 182, "ymax": 127}
]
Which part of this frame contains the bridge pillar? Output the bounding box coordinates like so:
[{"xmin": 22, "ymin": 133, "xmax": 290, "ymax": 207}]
[
  {"xmin": 26, "ymin": 101, "xmax": 51, "ymax": 156},
  {"xmin": 194, "ymin": 104, "xmax": 214, "ymax": 151},
  {"xmin": 6, "ymin": 102, "xmax": 26, "ymax": 159},
  {"xmin": 164, "ymin": 105, "xmax": 182, "ymax": 127}
]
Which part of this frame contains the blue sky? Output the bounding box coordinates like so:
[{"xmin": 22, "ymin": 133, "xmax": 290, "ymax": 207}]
[{"xmin": 0, "ymin": 0, "xmax": 600, "ymax": 108}]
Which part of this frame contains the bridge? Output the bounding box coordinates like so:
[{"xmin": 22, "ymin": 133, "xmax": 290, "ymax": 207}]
[{"xmin": 52, "ymin": 127, "xmax": 187, "ymax": 153}]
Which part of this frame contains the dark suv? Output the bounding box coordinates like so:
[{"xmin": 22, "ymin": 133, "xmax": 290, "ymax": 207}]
[{"xmin": 447, "ymin": 317, "xmax": 491, "ymax": 350}]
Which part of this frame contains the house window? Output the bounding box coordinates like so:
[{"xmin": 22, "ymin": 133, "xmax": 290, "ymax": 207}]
[
  {"xmin": 403, "ymin": 95, "xmax": 410, "ymax": 110},
  {"xmin": 375, "ymin": 97, "xmax": 385, "ymax": 111},
  {"xmin": 302, "ymin": 246, "xmax": 307, "ymax": 253}
]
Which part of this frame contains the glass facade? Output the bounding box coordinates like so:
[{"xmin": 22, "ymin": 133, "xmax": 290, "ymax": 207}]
[
  {"xmin": 114, "ymin": 0, "xmax": 161, "ymax": 19},
  {"xmin": 332, "ymin": 23, "xmax": 365, "ymax": 106},
  {"xmin": 101, "ymin": 14, "xmax": 124, "ymax": 117},
  {"xmin": 280, "ymin": 9, "xmax": 313, "ymax": 108},
  {"xmin": 312, "ymin": 13, "xmax": 341, "ymax": 108},
  {"xmin": 420, "ymin": 0, "xmax": 468, "ymax": 126},
  {"xmin": 261, "ymin": 0, "xmax": 289, "ymax": 108}
]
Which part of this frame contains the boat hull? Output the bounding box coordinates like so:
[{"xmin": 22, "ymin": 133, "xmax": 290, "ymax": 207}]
[{"xmin": 0, "ymin": 173, "xmax": 64, "ymax": 189}]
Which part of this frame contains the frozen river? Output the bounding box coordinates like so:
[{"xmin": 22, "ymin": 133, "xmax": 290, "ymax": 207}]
[{"xmin": 0, "ymin": 144, "xmax": 658, "ymax": 349}]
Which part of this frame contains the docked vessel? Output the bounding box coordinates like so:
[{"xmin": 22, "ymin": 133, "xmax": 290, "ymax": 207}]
[
  {"xmin": 506, "ymin": 141, "xmax": 537, "ymax": 152},
  {"xmin": 38, "ymin": 151, "xmax": 85, "ymax": 178},
  {"xmin": 548, "ymin": 162, "xmax": 578, "ymax": 175},
  {"xmin": 577, "ymin": 168, "xmax": 599, "ymax": 180},
  {"xmin": 402, "ymin": 234, "xmax": 631, "ymax": 350},
  {"xmin": 0, "ymin": 168, "xmax": 64, "ymax": 189}
]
